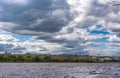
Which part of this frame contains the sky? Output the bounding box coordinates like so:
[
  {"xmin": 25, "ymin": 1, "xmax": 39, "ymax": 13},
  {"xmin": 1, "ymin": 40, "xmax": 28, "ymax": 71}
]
[{"xmin": 0, "ymin": 0, "xmax": 120, "ymax": 56}]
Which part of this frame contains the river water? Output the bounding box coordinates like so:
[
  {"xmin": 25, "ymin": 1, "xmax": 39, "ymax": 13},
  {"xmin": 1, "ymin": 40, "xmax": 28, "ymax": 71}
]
[{"xmin": 0, "ymin": 63, "xmax": 120, "ymax": 78}]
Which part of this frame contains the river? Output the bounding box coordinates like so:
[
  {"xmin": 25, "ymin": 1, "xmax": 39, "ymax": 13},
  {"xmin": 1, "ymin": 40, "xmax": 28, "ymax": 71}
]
[{"xmin": 0, "ymin": 63, "xmax": 119, "ymax": 78}]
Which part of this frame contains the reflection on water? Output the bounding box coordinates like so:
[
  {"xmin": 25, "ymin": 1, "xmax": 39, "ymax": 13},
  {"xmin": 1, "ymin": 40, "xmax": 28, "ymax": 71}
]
[{"xmin": 0, "ymin": 63, "xmax": 119, "ymax": 78}]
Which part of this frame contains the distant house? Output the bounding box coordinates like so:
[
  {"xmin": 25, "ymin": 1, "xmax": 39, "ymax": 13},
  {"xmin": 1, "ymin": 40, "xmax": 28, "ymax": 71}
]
[
  {"xmin": 113, "ymin": 57, "xmax": 120, "ymax": 60},
  {"xmin": 91, "ymin": 56, "xmax": 98, "ymax": 59},
  {"xmin": 0, "ymin": 52, "xmax": 4, "ymax": 54},
  {"xmin": 98, "ymin": 57, "xmax": 112, "ymax": 61}
]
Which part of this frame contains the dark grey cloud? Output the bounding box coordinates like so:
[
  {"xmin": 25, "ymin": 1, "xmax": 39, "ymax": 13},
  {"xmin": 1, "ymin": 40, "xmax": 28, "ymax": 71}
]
[
  {"xmin": 0, "ymin": 44, "xmax": 13, "ymax": 52},
  {"xmin": 0, "ymin": 43, "xmax": 26, "ymax": 53},
  {"xmin": 0, "ymin": 44, "xmax": 14, "ymax": 53},
  {"xmin": 0, "ymin": 0, "xmax": 72, "ymax": 34},
  {"xmin": 87, "ymin": 0, "xmax": 120, "ymax": 18},
  {"xmin": 116, "ymin": 32, "xmax": 120, "ymax": 37}
]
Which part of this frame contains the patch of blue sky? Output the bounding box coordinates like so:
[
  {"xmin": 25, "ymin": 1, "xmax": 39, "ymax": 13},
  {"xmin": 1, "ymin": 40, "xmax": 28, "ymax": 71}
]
[
  {"xmin": 12, "ymin": 34, "xmax": 31, "ymax": 42},
  {"xmin": 87, "ymin": 24, "xmax": 110, "ymax": 35},
  {"xmin": 0, "ymin": 31, "xmax": 31, "ymax": 42},
  {"xmin": 0, "ymin": 30, "xmax": 11, "ymax": 34},
  {"xmin": 90, "ymin": 37, "xmax": 109, "ymax": 42},
  {"xmin": 90, "ymin": 30, "xmax": 110, "ymax": 35}
]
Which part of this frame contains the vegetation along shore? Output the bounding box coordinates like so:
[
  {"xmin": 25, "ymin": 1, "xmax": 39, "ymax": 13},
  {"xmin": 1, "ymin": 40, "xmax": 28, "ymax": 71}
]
[{"xmin": 0, "ymin": 54, "xmax": 120, "ymax": 63}]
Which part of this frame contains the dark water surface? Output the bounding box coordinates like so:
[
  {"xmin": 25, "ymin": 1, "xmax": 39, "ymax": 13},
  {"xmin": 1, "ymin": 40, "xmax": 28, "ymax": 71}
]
[{"xmin": 0, "ymin": 63, "xmax": 120, "ymax": 78}]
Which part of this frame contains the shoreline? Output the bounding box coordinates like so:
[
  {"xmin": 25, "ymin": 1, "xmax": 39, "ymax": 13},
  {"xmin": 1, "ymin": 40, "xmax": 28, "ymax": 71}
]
[{"xmin": 0, "ymin": 62, "xmax": 120, "ymax": 64}]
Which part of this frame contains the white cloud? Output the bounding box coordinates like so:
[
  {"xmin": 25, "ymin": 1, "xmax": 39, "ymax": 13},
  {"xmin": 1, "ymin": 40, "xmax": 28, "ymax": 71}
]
[
  {"xmin": 98, "ymin": 0, "xmax": 110, "ymax": 4},
  {"xmin": 0, "ymin": 34, "xmax": 18, "ymax": 42},
  {"xmin": 0, "ymin": 22, "xmax": 19, "ymax": 30},
  {"xmin": 85, "ymin": 42, "xmax": 120, "ymax": 56},
  {"xmin": 55, "ymin": 28, "xmax": 88, "ymax": 41},
  {"xmin": 67, "ymin": 0, "xmax": 92, "ymax": 27},
  {"xmin": 0, "ymin": 39, "xmax": 64, "ymax": 54},
  {"xmin": 109, "ymin": 35, "xmax": 120, "ymax": 42},
  {"xmin": 107, "ymin": 23, "xmax": 120, "ymax": 30},
  {"xmin": 66, "ymin": 0, "xmax": 120, "ymax": 38}
]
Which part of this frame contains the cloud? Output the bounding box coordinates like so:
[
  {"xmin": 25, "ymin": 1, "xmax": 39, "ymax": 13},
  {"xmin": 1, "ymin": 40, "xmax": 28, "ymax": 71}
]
[
  {"xmin": 107, "ymin": 23, "xmax": 120, "ymax": 37},
  {"xmin": 0, "ymin": 0, "xmax": 120, "ymax": 38},
  {"xmin": 0, "ymin": 30, "xmax": 119, "ymax": 55},
  {"xmin": 85, "ymin": 0, "xmax": 120, "ymax": 37},
  {"xmin": 109, "ymin": 35, "xmax": 120, "ymax": 42},
  {"xmin": 0, "ymin": 0, "xmax": 71, "ymax": 34},
  {"xmin": 0, "ymin": 34, "xmax": 18, "ymax": 42},
  {"xmin": 0, "ymin": 0, "xmax": 120, "ymax": 55},
  {"xmin": 84, "ymin": 42, "xmax": 120, "ymax": 56}
]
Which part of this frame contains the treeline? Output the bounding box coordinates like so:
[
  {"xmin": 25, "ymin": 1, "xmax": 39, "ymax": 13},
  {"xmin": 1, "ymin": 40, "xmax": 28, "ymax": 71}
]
[{"xmin": 0, "ymin": 54, "xmax": 118, "ymax": 62}]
